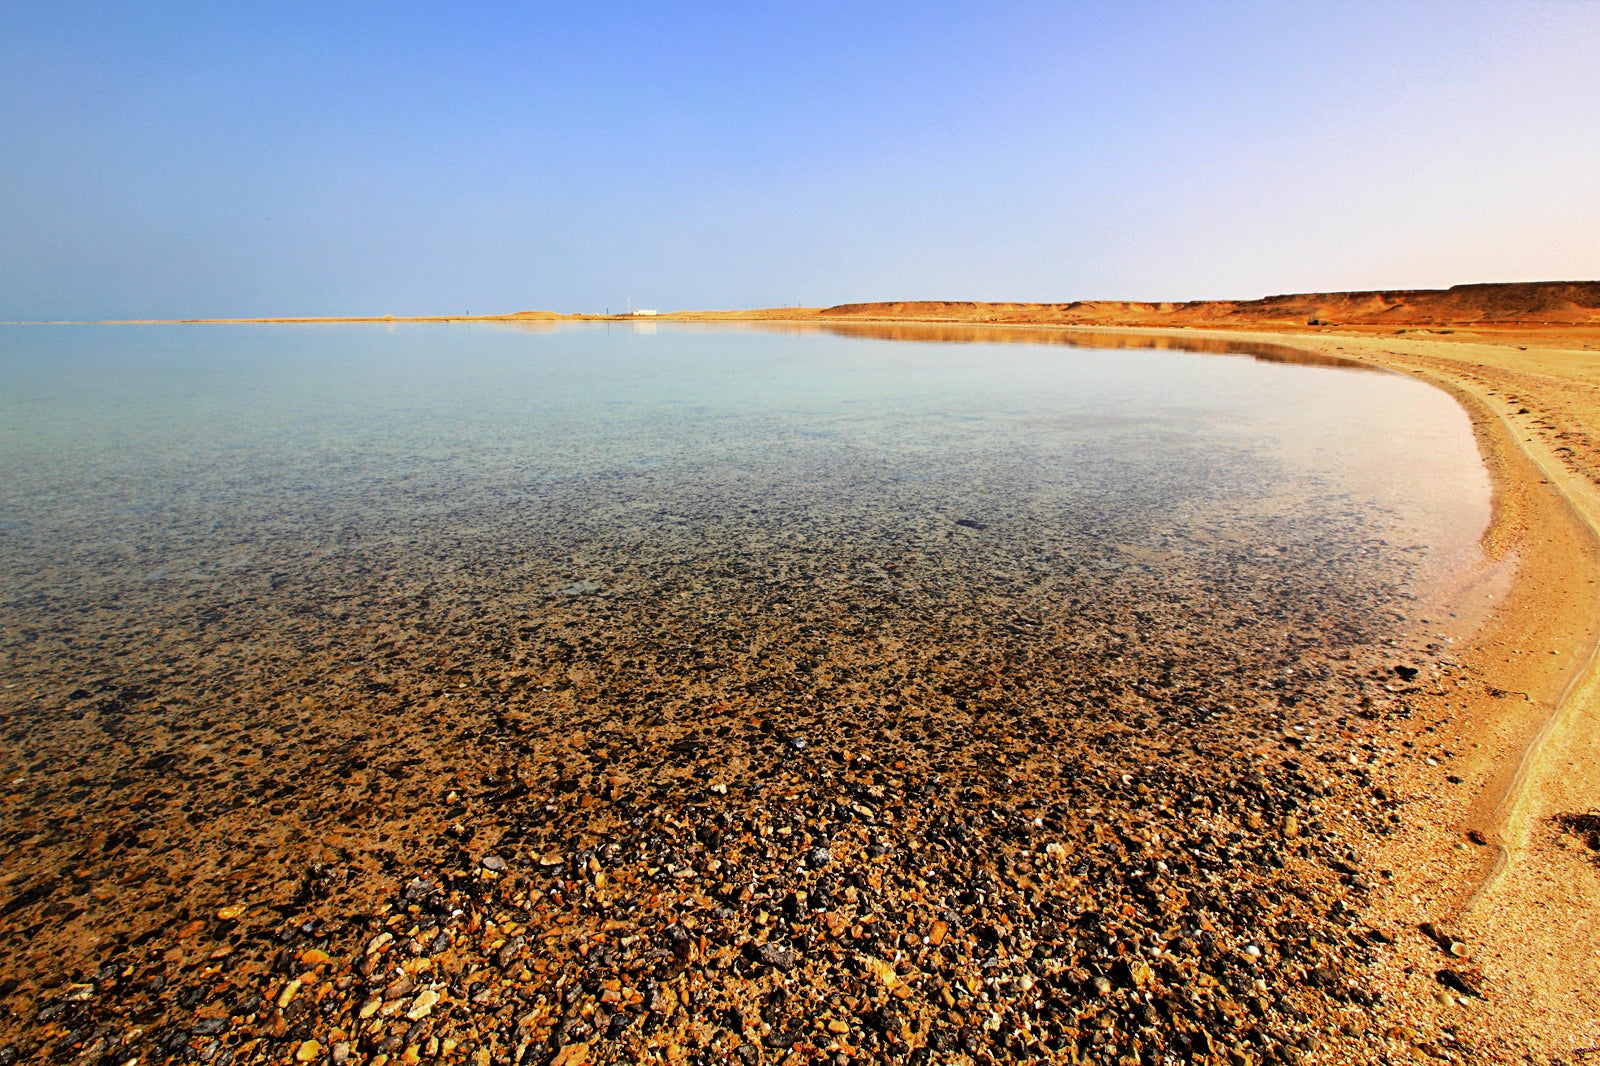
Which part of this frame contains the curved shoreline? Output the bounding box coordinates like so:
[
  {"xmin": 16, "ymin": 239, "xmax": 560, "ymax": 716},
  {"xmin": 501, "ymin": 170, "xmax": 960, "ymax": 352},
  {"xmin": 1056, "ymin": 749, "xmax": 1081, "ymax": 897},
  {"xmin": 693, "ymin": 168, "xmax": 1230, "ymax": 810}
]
[
  {"xmin": 1245, "ymin": 329, "xmax": 1600, "ymax": 1060},
  {"xmin": 686, "ymin": 316, "xmax": 1600, "ymax": 1057},
  {"xmin": 962, "ymin": 323, "xmax": 1600, "ymax": 1059}
]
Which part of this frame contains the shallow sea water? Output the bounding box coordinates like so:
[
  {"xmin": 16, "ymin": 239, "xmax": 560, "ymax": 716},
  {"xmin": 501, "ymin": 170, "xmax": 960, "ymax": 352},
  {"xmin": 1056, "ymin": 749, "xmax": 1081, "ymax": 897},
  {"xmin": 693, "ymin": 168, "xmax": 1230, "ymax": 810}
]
[{"xmin": 0, "ymin": 322, "xmax": 1490, "ymax": 1062}]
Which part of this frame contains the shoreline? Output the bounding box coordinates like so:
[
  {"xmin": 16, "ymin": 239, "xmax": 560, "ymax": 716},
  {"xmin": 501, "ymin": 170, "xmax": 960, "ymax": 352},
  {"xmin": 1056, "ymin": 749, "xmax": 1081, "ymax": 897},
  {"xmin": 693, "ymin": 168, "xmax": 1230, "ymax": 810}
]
[
  {"xmin": 738, "ymin": 317, "xmax": 1600, "ymax": 1056},
  {"xmin": 758, "ymin": 316, "xmax": 1600, "ymax": 1056},
  {"xmin": 1211, "ymin": 326, "xmax": 1600, "ymax": 1058}
]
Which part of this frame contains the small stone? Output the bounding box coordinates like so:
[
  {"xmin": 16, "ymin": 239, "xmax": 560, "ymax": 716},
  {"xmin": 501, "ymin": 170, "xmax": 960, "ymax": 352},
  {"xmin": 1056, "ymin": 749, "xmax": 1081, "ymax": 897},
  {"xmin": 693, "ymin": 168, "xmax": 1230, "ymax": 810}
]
[
  {"xmin": 648, "ymin": 986, "xmax": 677, "ymax": 1016},
  {"xmin": 756, "ymin": 942, "xmax": 799, "ymax": 972},
  {"xmin": 663, "ymin": 924, "xmax": 693, "ymax": 959},
  {"xmin": 407, "ymin": 989, "xmax": 440, "ymax": 1020},
  {"xmin": 216, "ymin": 904, "xmax": 247, "ymax": 921},
  {"xmin": 480, "ymin": 855, "xmax": 508, "ymax": 872},
  {"xmin": 1282, "ymin": 815, "xmax": 1300, "ymax": 839},
  {"xmin": 863, "ymin": 956, "xmax": 901, "ymax": 989},
  {"xmin": 295, "ymin": 1039, "xmax": 323, "ymax": 1063},
  {"xmin": 1112, "ymin": 958, "xmax": 1155, "ymax": 989},
  {"xmin": 807, "ymin": 847, "xmax": 833, "ymax": 868},
  {"xmin": 497, "ymin": 936, "xmax": 524, "ymax": 970}
]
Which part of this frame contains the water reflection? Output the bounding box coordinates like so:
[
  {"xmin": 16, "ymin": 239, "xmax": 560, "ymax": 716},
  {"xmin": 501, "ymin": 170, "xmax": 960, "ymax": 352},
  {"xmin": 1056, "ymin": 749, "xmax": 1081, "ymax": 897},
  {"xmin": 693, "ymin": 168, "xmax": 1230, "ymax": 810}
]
[{"xmin": 741, "ymin": 319, "xmax": 1373, "ymax": 369}]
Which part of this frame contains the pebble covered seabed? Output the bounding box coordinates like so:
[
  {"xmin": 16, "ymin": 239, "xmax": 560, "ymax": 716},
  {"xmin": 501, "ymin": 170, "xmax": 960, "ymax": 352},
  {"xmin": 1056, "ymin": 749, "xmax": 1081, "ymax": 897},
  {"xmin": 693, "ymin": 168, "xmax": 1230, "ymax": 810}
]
[{"xmin": 0, "ymin": 328, "xmax": 1472, "ymax": 1066}]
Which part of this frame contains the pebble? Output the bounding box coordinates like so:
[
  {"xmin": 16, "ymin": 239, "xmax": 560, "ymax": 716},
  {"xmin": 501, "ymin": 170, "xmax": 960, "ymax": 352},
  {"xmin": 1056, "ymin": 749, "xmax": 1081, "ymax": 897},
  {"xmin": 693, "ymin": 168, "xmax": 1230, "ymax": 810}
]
[
  {"xmin": 406, "ymin": 989, "xmax": 440, "ymax": 1020},
  {"xmin": 0, "ymin": 466, "xmax": 1454, "ymax": 1064},
  {"xmin": 755, "ymin": 943, "xmax": 799, "ymax": 972}
]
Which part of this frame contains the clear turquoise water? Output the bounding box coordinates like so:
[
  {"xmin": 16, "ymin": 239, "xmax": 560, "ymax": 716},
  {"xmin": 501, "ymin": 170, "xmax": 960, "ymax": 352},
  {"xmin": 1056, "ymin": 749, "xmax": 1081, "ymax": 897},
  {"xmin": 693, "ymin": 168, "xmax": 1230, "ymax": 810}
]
[
  {"xmin": 0, "ymin": 322, "xmax": 1486, "ymax": 585},
  {"xmin": 0, "ymin": 321, "xmax": 1489, "ymax": 1009}
]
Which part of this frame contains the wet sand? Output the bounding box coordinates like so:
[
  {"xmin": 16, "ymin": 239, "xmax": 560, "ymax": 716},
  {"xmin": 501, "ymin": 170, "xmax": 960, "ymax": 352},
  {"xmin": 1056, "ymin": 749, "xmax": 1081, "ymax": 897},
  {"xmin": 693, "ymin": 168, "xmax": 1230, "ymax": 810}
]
[{"xmin": 3, "ymin": 318, "xmax": 1598, "ymax": 1065}]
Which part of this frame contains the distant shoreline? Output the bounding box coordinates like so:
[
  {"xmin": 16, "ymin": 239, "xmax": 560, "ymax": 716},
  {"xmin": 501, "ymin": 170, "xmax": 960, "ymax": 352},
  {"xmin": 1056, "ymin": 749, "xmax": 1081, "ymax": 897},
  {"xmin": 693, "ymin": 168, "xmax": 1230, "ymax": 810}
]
[{"xmin": 24, "ymin": 278, "xmax": 1592, "ymax": 331}]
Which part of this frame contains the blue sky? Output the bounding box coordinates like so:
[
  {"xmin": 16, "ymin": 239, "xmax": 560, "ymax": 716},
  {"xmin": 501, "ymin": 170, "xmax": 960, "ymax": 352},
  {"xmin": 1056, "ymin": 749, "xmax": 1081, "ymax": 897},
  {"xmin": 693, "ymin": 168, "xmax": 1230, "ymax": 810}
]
[{"xmin": 2, "ymin": 1, "xmax": 1597, "ymax": 318}]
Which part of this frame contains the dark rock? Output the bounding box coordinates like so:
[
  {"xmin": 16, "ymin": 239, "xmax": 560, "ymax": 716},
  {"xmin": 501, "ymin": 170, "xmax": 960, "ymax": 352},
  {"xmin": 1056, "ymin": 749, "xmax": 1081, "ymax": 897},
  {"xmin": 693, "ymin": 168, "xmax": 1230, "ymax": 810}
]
[
  {"xmin": 663, "ymin": 924, "xmax": 692, "ymax": 959},
  {"xmin": 753, "ymin": 943, "xmax": 799, "ymax": 971}
]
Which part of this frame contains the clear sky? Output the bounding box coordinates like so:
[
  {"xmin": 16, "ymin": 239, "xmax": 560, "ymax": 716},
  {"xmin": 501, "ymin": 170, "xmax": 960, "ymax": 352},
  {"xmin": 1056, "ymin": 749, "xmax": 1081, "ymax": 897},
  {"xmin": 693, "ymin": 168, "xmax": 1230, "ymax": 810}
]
[{"xmin": 2, "ymin": 1, "xmax": 1597, "ymax": 319}]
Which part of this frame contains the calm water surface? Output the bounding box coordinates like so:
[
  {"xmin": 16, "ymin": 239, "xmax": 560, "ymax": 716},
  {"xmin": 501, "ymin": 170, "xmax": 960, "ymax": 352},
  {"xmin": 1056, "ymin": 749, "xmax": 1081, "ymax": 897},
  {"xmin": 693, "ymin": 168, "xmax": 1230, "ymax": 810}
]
[
  {"xmin": 0, "ymin": 322, "xmax": 1490, "ymax": 1037},
  {"xmin": 0, "ymin": 322, "xmax": 1486, "ymax": 597}
]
